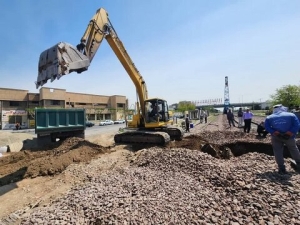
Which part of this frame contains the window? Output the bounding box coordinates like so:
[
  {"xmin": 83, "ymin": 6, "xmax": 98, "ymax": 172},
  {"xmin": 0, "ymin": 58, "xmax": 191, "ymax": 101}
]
[
  {"xmin": 117, "ymin": 103, "xmax": 125, "ymax": 108},
  {"xmin": 30, "ymin": 101, "xmax": 39, "ymax": 105},
  {"xmin": 51, "ymin": 100, "xmax": 60, "ymax": 105},
  {"xmin": 9, "ymin": 101, "xmax": 20, "ymax": 106}
]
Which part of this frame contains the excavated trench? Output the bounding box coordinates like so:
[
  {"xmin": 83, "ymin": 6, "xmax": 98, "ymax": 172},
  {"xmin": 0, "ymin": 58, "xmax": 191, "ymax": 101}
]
[
  {"xmin": 167, "ymin": 134, "xmax": 297, "ymax": 159},
  {"xmin": 1, "ymin": 133, "xmax": 298, "ymax": 187}
]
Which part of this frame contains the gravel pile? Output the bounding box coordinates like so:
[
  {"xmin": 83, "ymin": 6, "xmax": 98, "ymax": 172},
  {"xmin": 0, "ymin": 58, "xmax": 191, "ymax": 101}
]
[{"xmin": 19, "ymin": 148, "xmax": 300, "ymax": 224}]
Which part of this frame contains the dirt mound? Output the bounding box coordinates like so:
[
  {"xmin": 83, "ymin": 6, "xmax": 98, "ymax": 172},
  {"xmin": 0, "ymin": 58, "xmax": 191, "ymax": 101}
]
[{"xmin": 0, "ymin": 137, "xmax": 109, "ymax": 186}]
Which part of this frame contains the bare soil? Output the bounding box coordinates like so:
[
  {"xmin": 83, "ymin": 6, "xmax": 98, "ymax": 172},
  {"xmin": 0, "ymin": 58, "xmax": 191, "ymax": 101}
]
[
  {"xmin": 0, "ymin": 137, "xmax": 109, "ymax": 186},
  {"xmin": 0, "ymin": 114, "xmax": 299, "ymax": 222},
  {"xmin": 0, "ymin": 132, "xmax": 120, "ymax": 220}
]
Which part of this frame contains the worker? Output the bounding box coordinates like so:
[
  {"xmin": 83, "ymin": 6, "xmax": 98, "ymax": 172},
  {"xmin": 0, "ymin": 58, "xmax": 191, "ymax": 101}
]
[
  {"xmin": 237, "ymin": 108, "xmax": 243, "ymax": 127},
  {"xmin": 227, "ymin": 109, "xmax": 235, "ymax": 127},
  {"xmin": 203, "ymin": 110, "xmax": 208, "ymax": 123},
  {"xmin": 257, "ymin": 121, "xmax": 268, "ymax": 137},
  {"xmin": 199, "ymin": 108, "xmax": 204, "ymax": 123},
  {"xmin": 243, "ymin": 108, "xmax": 253, "ymax": 133},
  {"xmin": 185, "ymin": 115, "xmax": 190, "ymax": 132},
  {"xmin": 264, "ymin": 104, "xmax": 300, "ymax": 174},
  {"xmin": 149, "ymin": 104, "xmax": 162, "ymax": 122}
]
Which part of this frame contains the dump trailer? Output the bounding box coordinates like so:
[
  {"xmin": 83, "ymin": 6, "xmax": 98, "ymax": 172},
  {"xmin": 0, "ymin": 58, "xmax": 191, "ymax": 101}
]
[{"xmin": 35, "ymin": 108, "xmax": 86, "ymax": 143}]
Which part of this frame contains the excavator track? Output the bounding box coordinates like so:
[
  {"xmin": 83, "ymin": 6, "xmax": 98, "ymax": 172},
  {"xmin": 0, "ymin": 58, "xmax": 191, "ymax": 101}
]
[
  {"xmin": 114, "ymin": 130, "xmax": 171, "ymax": 146},
  {"xmin": 114, "ymin": 126, "xmax": 184, "ymax": 146},
  {"xmin": 164, "ymin": 126, "xmax": 184, "ymax": 141}
]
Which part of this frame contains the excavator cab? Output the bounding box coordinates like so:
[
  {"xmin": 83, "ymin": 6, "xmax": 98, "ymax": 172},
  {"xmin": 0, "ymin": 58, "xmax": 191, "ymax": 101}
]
[{"xmin": 144, "ymin": 98, "xmax": 170, "ymax": 125}]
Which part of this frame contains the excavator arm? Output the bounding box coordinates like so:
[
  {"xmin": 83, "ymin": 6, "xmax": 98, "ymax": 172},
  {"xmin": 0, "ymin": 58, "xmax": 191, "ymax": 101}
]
[
  {"xmin": 36, "ymin": 8, "xmax": 148, "ymax": 116},
  {"xmin": 36, "ymin": 7, "xmax": 184, "ymax": 145},
  {"xmin": 104, "ymin": 19, "xmax": 148, "ymax": 117}
]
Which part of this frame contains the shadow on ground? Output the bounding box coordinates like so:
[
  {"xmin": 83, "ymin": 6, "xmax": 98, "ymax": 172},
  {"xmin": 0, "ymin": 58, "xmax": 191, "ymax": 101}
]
[{"xmin": 0, "ymin": 167, "xmax": 27, "ymax": 196}]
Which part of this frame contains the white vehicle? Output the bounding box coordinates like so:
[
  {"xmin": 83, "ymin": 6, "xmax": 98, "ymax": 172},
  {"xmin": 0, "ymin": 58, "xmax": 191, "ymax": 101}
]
[
  {"xmin": 105, "ymin": 120, "xmax": 114, "ymax": 125},
  {"xmin": 114, "ymin": 119, "xmax": 125, "ymax": 124},
  {"xmin": 99, "ymin": 120, "xmax": 114, "ymax": 126}
]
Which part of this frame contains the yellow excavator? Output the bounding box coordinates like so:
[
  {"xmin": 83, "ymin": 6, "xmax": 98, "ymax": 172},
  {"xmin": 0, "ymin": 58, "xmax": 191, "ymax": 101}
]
[{"xmin": 36, "ymin": 8, "xmax": 184, "ymax": 145}]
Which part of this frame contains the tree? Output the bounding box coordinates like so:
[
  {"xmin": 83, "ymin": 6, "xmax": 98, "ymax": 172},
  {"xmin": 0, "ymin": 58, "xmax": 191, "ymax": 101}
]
[
  {"xmin": 95, "ymin": 108, "xmax": 105, "ymax": 120},
  {"xmin": 270, "ymin": 85, "xmax": 300, "ymax": 109},
  {"xmin": 26, "ymin": 107, "xmax": 43, "ymax": 119},
  {"xmin": 177, "ymin": 101, "xmax": 196, "ymax": 113}
]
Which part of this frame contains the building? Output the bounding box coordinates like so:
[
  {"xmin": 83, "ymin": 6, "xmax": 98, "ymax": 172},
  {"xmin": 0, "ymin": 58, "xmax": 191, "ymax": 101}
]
[{"xmin": 0, "ymin": 87, "xmax": 127, "ymax": 129}]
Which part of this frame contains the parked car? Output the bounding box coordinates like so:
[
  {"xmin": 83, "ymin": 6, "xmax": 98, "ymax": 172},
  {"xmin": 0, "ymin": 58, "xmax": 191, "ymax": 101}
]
[
  {"xmin": 99, "ymin": 120, "xmax": 114, "ymax": 126},
  {"xmin": 86, "ymin": 121, "xmax": 95, "ymax": 127},
  {"xmin": 105, "ymin": 120, "xmax": 114, "ymax": 125},
  {"xmin": 99, "ymin": 121, "xmax": 106, "ymax": 126},
  {"xmin": 114, "ymin": 119, "xmax": 125, "ymax": 124}
]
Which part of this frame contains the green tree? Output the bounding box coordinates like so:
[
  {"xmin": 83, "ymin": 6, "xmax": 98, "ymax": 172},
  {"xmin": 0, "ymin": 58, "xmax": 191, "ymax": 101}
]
[
  {"xmin": 270, "ymin": 85, "xmax": 300, "ymax": 109},
  {"xmin": 177, "ymin": 101, "xmax": 196, "ymax": 113},
  {"xmin": 26, "ymin": 107, "xmax": 43, "ymax": 119}
]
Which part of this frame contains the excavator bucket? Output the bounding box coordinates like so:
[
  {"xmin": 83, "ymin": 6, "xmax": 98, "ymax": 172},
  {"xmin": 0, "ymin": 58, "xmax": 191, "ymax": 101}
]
[{"xmin": 36, "ymin": 42, "xmax": 90, "ymax": 89}]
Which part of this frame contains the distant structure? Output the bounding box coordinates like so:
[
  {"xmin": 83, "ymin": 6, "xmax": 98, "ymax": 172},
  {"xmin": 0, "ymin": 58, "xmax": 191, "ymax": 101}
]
[{"xmin": 223, "ymin": 76, "xmax": 230, "ymax": 114}]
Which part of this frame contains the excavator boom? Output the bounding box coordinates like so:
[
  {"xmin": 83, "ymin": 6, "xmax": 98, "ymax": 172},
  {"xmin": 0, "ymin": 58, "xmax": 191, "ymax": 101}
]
[{"xmin": 36, "ymin": 7, "xmax": 184, "ymax": 145}]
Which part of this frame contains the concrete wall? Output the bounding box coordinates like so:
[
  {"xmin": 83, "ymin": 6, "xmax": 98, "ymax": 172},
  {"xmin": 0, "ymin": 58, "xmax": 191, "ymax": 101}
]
[
  {"xmin": 65, "ymin": 92, "xmax": 110, "ymax": 105},
  {"xmin": 39, "ymin": 87, "xmax": 66, "ymax": 100},
  {"xmin": 0, "ymin": 88, "xmax": 28, "ymax": 101}
]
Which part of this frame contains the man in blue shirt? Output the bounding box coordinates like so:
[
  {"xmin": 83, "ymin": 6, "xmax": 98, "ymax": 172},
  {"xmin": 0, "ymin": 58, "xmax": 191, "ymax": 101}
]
[
  {"xmin": 243, "ymin": 108, "xmax": 254, "ymax": 133},
  {"xmin": 265, "ymin": 104, "xmax": 300, "ymax": 174}
]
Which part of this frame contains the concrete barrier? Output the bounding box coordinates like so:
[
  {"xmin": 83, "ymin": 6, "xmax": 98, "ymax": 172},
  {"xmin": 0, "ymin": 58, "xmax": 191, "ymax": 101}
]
[{"xmin": 0, "ymin": 146, "xmax": 8, "ymax": 153}]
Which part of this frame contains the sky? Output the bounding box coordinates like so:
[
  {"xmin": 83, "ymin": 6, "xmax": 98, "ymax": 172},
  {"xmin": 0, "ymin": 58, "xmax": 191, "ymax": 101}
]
[{"xmin": 0, "ymin": 0, "xmax": 299, "ymax": 107}]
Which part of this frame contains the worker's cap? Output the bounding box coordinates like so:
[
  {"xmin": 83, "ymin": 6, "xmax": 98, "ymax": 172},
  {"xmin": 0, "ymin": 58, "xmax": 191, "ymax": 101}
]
[{"xmin": 273, "ymin": 104, "xmax": 282, "ymax": 108}]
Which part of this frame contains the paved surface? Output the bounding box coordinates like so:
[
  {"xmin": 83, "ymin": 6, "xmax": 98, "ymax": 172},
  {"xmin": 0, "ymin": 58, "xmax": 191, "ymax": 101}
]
[{"xmin": 0, "ymin": 124, "xmax": 126, "ymax": 152}]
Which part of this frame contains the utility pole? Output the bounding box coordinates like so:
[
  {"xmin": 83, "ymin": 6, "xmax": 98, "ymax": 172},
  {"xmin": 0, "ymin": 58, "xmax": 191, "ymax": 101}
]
[{"xmin": 223, "ymin": 76, "xmax": 230, "ymax": 114}]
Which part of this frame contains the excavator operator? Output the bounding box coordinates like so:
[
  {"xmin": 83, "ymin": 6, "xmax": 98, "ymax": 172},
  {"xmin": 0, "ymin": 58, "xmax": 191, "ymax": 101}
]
[{"xmin": 149, "ymin": 103, "xmax": 162, "ymax": 122}]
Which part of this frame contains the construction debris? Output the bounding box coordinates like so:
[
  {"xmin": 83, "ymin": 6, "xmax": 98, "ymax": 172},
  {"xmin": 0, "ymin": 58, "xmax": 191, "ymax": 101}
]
[
  {"xmin": 18, "ymin": 148, "xmax": 300, "ymax": 224},
  {"xmin": 1, "ymin": 115, "xmax": 299, "ymax": 224}
]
